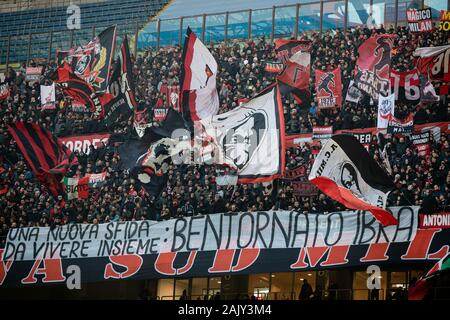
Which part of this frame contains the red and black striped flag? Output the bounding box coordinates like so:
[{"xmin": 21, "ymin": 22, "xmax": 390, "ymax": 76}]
[{"xmin": 7, "ymin": 122, "xmax": 78, "ymax": 196}]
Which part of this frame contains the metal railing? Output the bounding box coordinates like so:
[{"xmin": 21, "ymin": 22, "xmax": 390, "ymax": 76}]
[
  {"xmin": 137, "ymin": 0, "xmax": 446, "ymax": 50},
  {"xmin": 1, "ymin": 0, "xmax": 447, "ymax": 71}
]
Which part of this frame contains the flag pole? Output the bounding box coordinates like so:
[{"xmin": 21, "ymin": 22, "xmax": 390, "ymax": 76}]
[{"xmin": 274, "ymin": 178, "xmax": 280, "ymax": 210}]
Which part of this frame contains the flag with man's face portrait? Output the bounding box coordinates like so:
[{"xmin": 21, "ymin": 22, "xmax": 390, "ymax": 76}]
[
  {"xmin": 308, "ymin": 134, "xmax": 396, "ymax": 226},
  {"xmin": 199, "ymin": 85, "xmax": 285, "ymax": 183}
]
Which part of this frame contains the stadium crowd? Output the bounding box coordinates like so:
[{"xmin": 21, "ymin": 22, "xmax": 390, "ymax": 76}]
[{"xmin": 0, "ymin": 24, "xmax": 449, "ymax": 246}]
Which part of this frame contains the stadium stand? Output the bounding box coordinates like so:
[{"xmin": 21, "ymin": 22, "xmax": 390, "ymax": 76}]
[
  {"xmin": 0, "ymin": 0, "xmax": 449, "ymax": 301},
  {"xmin": 0, "ymin": 0, "xmax": 170, "ymax": 65}
]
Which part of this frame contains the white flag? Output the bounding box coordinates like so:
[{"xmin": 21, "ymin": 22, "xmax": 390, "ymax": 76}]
[
  {"xmin": 180, "ymin": 27, "xmax": 219, "ymax": 121},
  {"xmin": 413, "ymin": 44, "xmax": 450, "ymax": 58},
  {"xmin": 40, "ymin": 84, "xmax": 56, "ymax": 110},
  {"xmin": 377, "ymin": 93, "xmax": 395, "ymax": 129},
  {"xmin": 199, "ymin": 86, "xmax": 285, "ymax": 183}
]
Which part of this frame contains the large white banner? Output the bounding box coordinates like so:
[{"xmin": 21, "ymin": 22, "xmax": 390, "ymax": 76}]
[
  {"xmin": 199, "ymin": 86, "xmax": 284, "ymax": 182},
  {"xmin": 3, "ymin": 207, "xmax": 418, "ymax": 262}
]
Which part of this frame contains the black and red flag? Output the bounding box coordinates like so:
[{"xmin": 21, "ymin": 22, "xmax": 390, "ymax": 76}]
[
  {"xmin": 271, "ymin": 39, "xmax": 311, "ymax": 107},
  {"xmin": 414, "ymin": 45, "xmax": 450, "ymax": 82},
  {"xmin": 390, "ymin": 69, "xmax": 421, "ymax": 104},
  {"xmin": 7, "ymin": 122, "xmax": 78, "ymax": 196},
  {"xmin": 408, "ymin": 252, "xmax": 450, "ymax": 300},
  {"xmin": 120, "ymin": 35, "xmax": 138, "ymax": 111},
  {"xmin": 354, "ymin": 34, "xmax": 396, "ymax": 101},
  {"xmin": 103, "ymin": 36, "xmax": 137, "ymax": 127},
  {"xmin": 275, "ymin": 39, "xmax": 311, "ymax": 65},
  {"xmin": 133, "ymin": 106, "xmax": 150, "ymax": 138},
  {"xmin": 57, "ymin": 25, "xmax": 117, "ymax": 92},
  {"xmin": 387, "ymin": 113, "xmax": 414, "ymax": 134},
  {"xmin": 315, "ymin": 67, "xmax": 342, "ymax": 109},
  {"xmin": 309, "ymin": 134, "xmax": 396, "ymax": 226},
  {"xmin": 51, "ymin": 63, "xmax": 112, "ymax": 119}
]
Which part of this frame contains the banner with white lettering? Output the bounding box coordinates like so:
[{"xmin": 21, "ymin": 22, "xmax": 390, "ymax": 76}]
[
  {"xmin": 154, "ymin": 108, "xmax": 169, "ymax": 121},
  {"xmin": 26, "ymin": 67, "xmax": 43, "ymax": 82},
  {"xmin": 412, "ymin": 131, "xmax": 432, "ymax": 157},
  {"xmin": 387, "ymin": 114, "xmax": 414, "ymax": 135},
  {"xmin": 1, "ymin": 207, "xmax": 449, "ymax": 288},
  {"xmin": 312, "ymin": 126, "xmax": 333, "ymax": 141},
  {"xmin": 2, "ymin": 208, "xmax": 418, "ymax": 261},
  {"xmin": 291, "ymin": 181, "xmax": 319, "ymax": 196},
  {"xmin": 420, "ymin": 212, "xmax": 450, "ymax": 229},
  {"xmin": 407, "ymin": 9, "xmax": 433, "ymax": 33},
  {"xmin": 283, "ymin": 164, "xmax": 308, "ymax": 180},
  {"xmin": 340, "ymin": 130, "xmax": 374, "ymax": 151},
  {"xmin": 284, "ymin": 122, "xmax": 448, "ymax": 149},
  {"xmin": 59, "ymin": 133, "xmax": 111, "ymax": 155}
]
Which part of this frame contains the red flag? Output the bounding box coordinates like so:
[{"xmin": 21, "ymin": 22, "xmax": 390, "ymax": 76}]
[
  {"xmin": 56, "ymin": 26, "xmax": 116, "ymax": 91},
  {"xmin": 315, "ymin": 67, "xmax": 342, "ymax": 109},
  {"xmin": 354, "ymin": 34, "xmax": 396, "ymax": 101},
  {"xmin": 77, "ymin": 176, "xmax": 89, "ymax": 199},
  {"xmin": 414, "ymin": 45, "xmax": 450, "ymax": 82},
  {"xmin": 408, "ymin": 252, "xmax": 450, "ymax": 300},
  {"xmin": 274, "ymin": 39, "xmax": 311, "ymax": 106},
  {"xmin": 0, "ymin": 82, "xmax": 10, "ymax": 101}
]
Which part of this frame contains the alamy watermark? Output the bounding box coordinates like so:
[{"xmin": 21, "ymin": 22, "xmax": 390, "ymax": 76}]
[
  {"xmin": 168, "ymin": 127, "xmax": 282, "ymax": 169},
  {"xmin": 366, "ymin": 265, "xmax": 381, "ymax": 290},
  {"xmin": 67, "ymin": 5, "xmax": 81, "ymax": 30},
  {"xmin": 66, "ymin": 264, "xmax": 82, "ymax": 290}
]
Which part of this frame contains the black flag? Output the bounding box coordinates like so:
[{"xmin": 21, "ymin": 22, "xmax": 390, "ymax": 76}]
[{"xmin": 309, "ymin": 134, "xmax": 396, "ymax": 226}]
